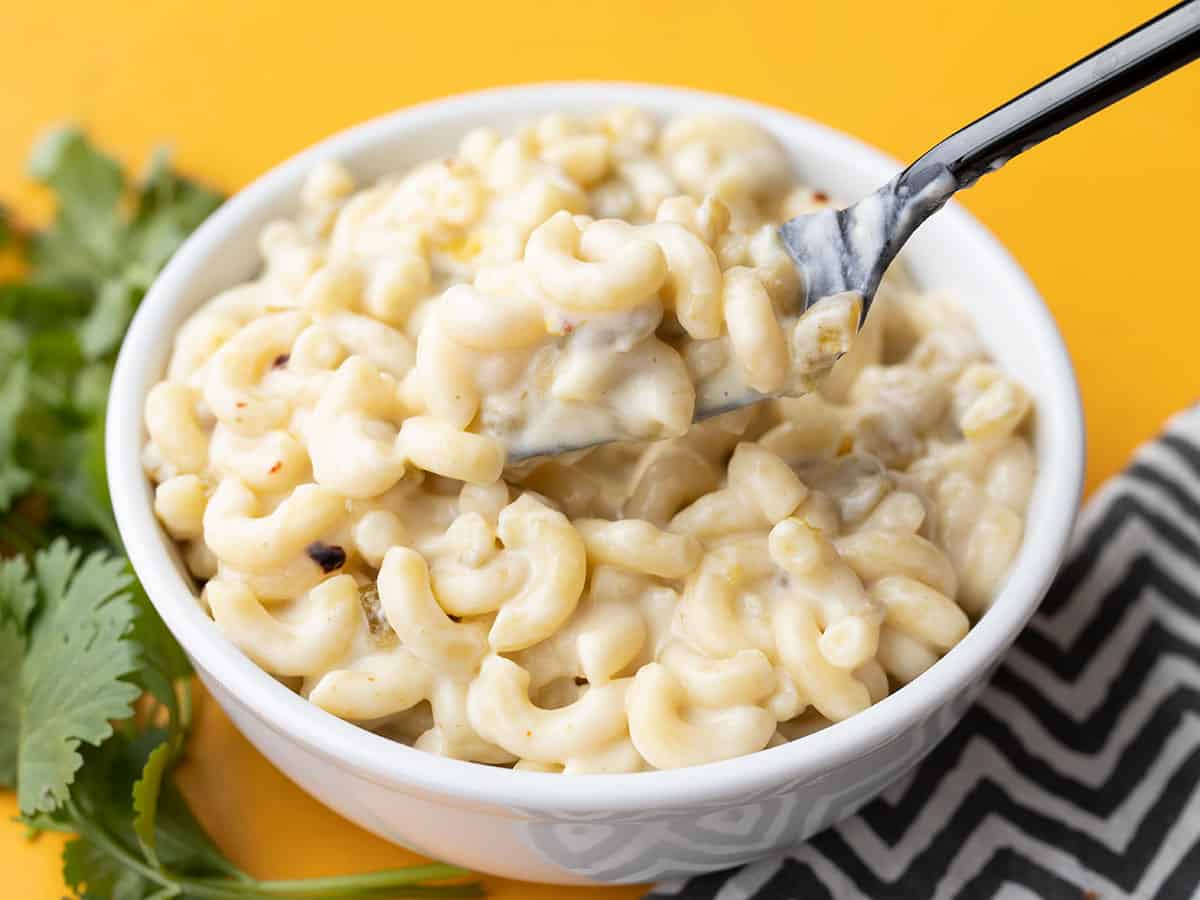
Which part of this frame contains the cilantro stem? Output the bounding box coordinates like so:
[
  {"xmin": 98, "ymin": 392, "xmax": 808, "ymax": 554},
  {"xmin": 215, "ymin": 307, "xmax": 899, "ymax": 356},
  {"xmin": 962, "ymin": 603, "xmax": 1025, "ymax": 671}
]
[
  {"xmin": 186, "ymin": 878, "xmax": 486, "ymax": 899},
  {"xmin": 341, "ymin": 887, "xmax": 485, "ymax": 898},
  {"xmin": 17, "ymin": 815, "xmax": 75, "ymax": 835},
  {"xmin": 202, "ymin": 864, "xmax": 478, "ymax": 895},
  {"xmin": 67, "ymin": 800, "xmax": 480, "ymax": 899}
]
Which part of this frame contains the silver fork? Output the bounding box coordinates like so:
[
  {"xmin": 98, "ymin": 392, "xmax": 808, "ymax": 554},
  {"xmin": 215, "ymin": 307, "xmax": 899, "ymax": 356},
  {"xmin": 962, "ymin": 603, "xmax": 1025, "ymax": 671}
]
[{"xmin": 776, "ymin": 0, "xmax": 1200, "ymax": 332}]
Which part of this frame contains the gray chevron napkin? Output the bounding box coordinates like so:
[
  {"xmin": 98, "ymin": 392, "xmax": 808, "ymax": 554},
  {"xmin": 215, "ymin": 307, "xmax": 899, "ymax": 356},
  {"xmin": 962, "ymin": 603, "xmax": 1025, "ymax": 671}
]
[{"xmin": 646, "ymin": 407, "xmax": 1200, "ymax": 900}]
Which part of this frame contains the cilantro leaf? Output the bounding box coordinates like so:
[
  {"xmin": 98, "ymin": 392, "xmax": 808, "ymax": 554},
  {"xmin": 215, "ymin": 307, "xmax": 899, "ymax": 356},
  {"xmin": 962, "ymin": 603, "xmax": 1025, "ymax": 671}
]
[
  {"xmin": 127, "ymin": 147, "xmax": 222, "ymax": 278},
  {"xmin": 63, "ymin": 835, "xmax": 156, "ymax": 900},
  {"xmin": 0, "ymin": 555, "xmax": 35, "ymax": 787},
  {"xmin": 17, "ymin": 541, "xmax": 142, "ymax": 814},
  {"xmin": 27, "ymin": 127, "xmax": 124, "ymax": 293},
  {"xmin": 74, "ymin": 731, "xmax": 234, "ymax": 877},
  {"xmin": 143, "ymin": 772, "xmax": 237, "ymax": 881},
  {"xmin": 78, "ymin": 279, "xmax": 137, "ymax": 361},
  {"xmin": 52, "ymin": 417, "xmax": 120, "ymax": 548},
  {"xmin": 26, "ymin": 127, "xmax": 220, "ymax": 314},
  {"xmin": 62, "ymin": 728, "xmax": 481, "ymax": 899},
  {"xmin": 0, "ymin": 281, "xmax": 91, "ymax": 335},
  {"xmin": 0, "ymin": 130, "xmax": 221, "ymax": 548},
  {"xmin": 27, "ymin": 128, "xmax": 124, "ymax": 225},
  {"xmin": 132, "ymin": 742, "xmax": 169, "ymax": 862},
  {"xmin": 128, "ymin": 578, "xmax": 192, "ymax": 741},
  {"xmin": 64, "ymin": 732, "xmax": 238, "ymax": 899},
  {"xmin": 74, "ymin": 361, "xmax": 113, "ymax": 419},
  {"xmin": 0, "ymin": 361, "xmax": 33, "ymax": 514},
  {"xmin": 0, "ymin": 623, "xmax": 23, "ymax": 788},
  {"xmin": 0, "ymin": 554, "xmax": 37, "ymax": 630}
]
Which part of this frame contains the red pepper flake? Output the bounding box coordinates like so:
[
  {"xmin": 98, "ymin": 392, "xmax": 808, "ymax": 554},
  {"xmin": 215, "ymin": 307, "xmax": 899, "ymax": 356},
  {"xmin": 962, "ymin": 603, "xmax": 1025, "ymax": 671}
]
[
  {"xmin": 235, "ymin": 401, "xmax": 247, "ymax": 409},
  {"xmin": 269, "ymin": 461, "xmax": 283, "ymax": 474},
  {"xmin": 813, "ymin": 191, "xmax": 830, "ymax": 204},
  {"xmin": 272, "ymin": 353, "xmax": 290, "ymax": 369},
  {"xmin": 306, "ymin": 541, "xmax": 347, "ymax": 573},
  {"xmin": 562, "ymin": 321, "xmax": 575, "ymax": 335}
]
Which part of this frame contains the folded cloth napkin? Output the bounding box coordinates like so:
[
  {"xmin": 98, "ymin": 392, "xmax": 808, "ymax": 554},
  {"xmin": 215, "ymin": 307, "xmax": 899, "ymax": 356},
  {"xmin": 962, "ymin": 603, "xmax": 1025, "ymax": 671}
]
[{"xmin": 646, "ymin": 408, "xmax": 1200, "ymax": 900}]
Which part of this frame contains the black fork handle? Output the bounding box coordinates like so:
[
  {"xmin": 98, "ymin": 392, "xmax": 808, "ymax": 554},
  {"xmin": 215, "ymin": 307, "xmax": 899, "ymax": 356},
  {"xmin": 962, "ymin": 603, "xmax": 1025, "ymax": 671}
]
[{"xmin": 901, "ymin": 0, "xmax": 1200, "ymax": 195}]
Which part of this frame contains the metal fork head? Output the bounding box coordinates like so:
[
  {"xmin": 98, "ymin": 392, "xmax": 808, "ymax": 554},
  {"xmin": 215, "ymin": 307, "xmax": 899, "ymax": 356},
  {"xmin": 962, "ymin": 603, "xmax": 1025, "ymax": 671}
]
[{"xmin": 778, "ymin": 164, "xmax": 959, "ymax": 323}]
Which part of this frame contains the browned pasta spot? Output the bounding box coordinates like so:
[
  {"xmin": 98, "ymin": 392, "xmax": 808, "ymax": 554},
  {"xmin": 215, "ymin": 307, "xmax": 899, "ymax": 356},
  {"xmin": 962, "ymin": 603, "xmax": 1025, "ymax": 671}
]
[{"xmin": 306, "ymin": 541, "xmax": 347, "ymax": 573}]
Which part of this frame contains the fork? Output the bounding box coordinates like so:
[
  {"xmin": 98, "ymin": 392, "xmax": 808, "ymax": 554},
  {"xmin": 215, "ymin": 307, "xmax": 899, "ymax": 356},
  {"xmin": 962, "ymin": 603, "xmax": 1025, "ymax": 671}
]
[{"xmin": 774, "ymin": 0, "xmax": 1200, "ymax": 340}]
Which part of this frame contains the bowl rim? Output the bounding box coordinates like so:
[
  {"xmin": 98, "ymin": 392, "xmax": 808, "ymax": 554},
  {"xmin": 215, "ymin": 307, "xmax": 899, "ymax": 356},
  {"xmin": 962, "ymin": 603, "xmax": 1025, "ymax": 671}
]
[{"xmin": 108, "ymin": 81, "xmax": 1086, "ymax": 814}]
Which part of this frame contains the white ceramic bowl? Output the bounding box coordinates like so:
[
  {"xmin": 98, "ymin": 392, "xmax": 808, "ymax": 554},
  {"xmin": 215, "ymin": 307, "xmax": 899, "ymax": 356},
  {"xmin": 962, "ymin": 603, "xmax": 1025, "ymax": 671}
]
[{"xmin": 107, "ymin": 83, "xmax": 1085, "ymax": 885}]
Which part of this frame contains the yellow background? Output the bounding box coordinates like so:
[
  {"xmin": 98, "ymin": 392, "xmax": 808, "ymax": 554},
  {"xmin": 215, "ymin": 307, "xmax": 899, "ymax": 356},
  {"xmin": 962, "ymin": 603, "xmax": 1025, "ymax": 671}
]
[{"xmin": 2, "ymin": 0, "xmax": 1198, "ymax": 896}]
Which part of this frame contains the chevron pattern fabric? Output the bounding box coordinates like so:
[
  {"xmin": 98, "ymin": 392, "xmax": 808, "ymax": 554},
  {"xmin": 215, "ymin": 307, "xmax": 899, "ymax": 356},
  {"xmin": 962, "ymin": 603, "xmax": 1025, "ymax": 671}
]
[{"xmin": 646, "ymin": 409, "xmax": 1200, "ymax": 900}]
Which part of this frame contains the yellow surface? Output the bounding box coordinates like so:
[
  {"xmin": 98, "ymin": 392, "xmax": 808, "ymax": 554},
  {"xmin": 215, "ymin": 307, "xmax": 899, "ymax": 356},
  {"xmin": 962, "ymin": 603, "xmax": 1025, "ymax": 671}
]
[{"xmin": 2, "ymin": 0, "xmax": 1198, "ymax": 896}]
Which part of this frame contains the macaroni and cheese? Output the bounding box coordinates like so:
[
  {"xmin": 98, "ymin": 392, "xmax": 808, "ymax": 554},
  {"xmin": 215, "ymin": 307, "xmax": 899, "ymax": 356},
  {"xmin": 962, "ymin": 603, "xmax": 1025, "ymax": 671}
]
[{"xmin": 144, "ymin": 109, "xmax": 1035, "ymax": 772}]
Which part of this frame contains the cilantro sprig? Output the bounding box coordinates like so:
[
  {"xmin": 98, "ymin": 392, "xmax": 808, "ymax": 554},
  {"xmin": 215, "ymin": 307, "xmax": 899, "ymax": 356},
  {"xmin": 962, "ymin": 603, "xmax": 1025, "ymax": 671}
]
[{"xmin": 0, "ymin": 130, "xmax": 482, "ymax": 898}]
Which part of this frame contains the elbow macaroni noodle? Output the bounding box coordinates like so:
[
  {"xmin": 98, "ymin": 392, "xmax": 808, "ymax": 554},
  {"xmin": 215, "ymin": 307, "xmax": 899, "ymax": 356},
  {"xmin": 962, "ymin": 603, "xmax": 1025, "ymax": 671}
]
[{"xmin": 145, "ymin": 109, "xmax": 1037, "ymax": 771}]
